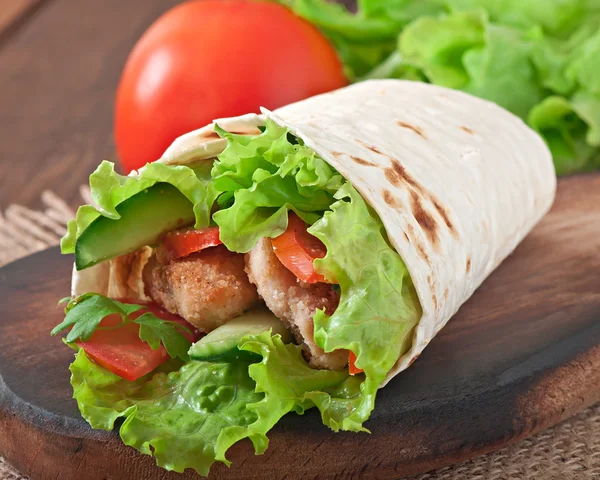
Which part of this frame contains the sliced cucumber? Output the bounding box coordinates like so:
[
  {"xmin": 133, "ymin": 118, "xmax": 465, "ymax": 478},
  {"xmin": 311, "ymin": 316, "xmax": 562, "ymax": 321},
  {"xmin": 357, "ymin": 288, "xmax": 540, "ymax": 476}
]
[
  {"xmin": 75, "ymin": 183, "xmax": 194, "ymax": 270},
  {"xmin": 189, "ymin": 308, "xmax": 293, "ymax": 362}
]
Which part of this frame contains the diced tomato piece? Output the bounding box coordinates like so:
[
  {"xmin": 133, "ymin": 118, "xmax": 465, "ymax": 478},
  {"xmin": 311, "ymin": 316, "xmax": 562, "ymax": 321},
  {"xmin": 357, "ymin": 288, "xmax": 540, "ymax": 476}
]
[
  {"xmin": 162, "ymin": 226, "xmax": 222, "ymax": 259},
  {"xmin": 271, "ymin": 213, "xmax": 331, "ymax": 284},
  {"xmin": 348, "ymin": 351, "xmax": 363, "ymax": 375},
  {"xmin": 76, "ymin": 300, "xmax": 200, "ymax": 382}
]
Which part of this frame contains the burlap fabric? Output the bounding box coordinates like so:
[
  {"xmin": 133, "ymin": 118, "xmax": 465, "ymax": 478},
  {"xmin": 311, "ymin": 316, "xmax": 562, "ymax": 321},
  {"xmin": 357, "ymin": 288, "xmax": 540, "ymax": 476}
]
[{"xmin": 0, "ymin": 192, "xmax": 598, "ymax": 480}]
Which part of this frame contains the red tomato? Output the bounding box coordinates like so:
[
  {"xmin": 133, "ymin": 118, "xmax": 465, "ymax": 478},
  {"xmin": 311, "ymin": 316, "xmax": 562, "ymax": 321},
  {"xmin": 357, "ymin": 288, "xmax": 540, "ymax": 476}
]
[
  {"xmin": 115, "ymin": 0, "xmax": 347, "ymax": 172},
  {"xmin": 271, "ymin": 213, "xmax": 330, "ymax": 284},
  {"xmin": 77, "ymin": 300, "xmax": 200, "ymax": 382},
  {"xmin": 348, "ymin": 351, "xmax": 363, "ymax": 375},
  {"xmin": 162, "ymin": 226, "xmax": 222, "ymax": 259}
]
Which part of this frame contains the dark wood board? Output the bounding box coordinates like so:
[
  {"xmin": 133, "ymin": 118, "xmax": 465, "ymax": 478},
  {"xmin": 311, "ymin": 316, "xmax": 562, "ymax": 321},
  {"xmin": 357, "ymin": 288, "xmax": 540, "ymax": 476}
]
[{"xmin": 0, "ymin": 174, "xmax": 599, "ymax": 480}]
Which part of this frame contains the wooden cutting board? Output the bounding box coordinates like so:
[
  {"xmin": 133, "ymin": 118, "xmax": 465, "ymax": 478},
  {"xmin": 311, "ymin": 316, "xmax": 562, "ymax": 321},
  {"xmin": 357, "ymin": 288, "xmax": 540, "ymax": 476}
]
[{"xmin": 0, "ymin": 174, "xmax": 599, "ymax": 480}]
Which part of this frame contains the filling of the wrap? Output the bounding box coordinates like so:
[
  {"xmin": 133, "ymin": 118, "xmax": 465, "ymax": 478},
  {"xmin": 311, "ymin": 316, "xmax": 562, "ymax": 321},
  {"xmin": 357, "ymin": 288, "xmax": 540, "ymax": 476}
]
[
  {"xmin": 246, "ymin": 233, "xmax": 346, "ymax": 370},
  {"xmin": 53, "ymin": 120, "xmax": 422, "ymax": 475},
  {"xmin": 144, "ymin": 236, "xmax": 258, "ymax": 332}
]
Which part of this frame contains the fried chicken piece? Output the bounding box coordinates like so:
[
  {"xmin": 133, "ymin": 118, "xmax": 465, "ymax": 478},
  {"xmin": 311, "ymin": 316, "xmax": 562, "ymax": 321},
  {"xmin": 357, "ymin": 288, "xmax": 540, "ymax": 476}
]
[
  {"xmin": 143, "ymin": 245, "xmax": 258, "ymax": 332},
  {"xmin": 245, "ymin": 237, "xmax": 347, "ymax": 370}
]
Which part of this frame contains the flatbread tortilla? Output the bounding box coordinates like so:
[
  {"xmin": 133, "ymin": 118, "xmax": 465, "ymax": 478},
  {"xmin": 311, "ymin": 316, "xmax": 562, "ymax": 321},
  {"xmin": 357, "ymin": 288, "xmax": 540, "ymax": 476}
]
[{"xmin": 73, "ymin": 80, "xmax": 556, "ymax": 385}]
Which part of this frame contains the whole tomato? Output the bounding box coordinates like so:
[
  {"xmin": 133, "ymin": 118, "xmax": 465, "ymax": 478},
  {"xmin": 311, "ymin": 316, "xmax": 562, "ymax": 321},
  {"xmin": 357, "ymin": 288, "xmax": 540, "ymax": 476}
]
[{"xmin": 115, "ymin": 0, "xmax": 347, "ymax": 172}]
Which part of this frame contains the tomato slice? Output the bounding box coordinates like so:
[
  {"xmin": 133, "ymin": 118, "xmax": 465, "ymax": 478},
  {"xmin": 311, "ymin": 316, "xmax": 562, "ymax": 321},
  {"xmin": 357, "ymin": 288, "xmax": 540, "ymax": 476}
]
[
  {"xmin": 272, "ymin": 213, "xmax": 330, "ymax": 284},
  {"xmin": 76, "ymin": 300, "xmax": 200, "ymax": 382},
  {"xmin": 348, "ymin": 351, "xmax": 363, "ymax": 375},
  {"xmin": 162, "ymin": 226, "xmax": 222, "ymax": 259}
]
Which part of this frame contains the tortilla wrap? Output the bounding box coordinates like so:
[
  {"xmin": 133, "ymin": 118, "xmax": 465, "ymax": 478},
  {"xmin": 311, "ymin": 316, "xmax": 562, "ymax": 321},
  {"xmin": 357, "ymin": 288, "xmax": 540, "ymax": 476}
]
[{"xmin": 73, "ymin": 79, "xmax": 556, "ymax": 385}]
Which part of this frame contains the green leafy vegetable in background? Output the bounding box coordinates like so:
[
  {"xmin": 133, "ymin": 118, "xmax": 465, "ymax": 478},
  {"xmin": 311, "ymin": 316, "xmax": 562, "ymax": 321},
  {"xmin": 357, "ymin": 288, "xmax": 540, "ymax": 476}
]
[
  {"xmin": 278, "ymin": 0, "xmax": 600, "ymax": 174},
  {"xmin": 52, "ymin": 294, "xmax": 192, "ymax": 361}
]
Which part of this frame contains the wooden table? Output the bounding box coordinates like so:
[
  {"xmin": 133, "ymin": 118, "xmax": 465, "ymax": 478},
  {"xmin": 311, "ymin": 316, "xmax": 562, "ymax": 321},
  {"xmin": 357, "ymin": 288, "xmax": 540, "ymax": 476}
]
[
  {"xmin": 0, "ymin": 0, "xmax": 182, "ymax": 209},
  {"xmin": 0, "ymin": 0, "xmax": 357, "ymax": 211}
]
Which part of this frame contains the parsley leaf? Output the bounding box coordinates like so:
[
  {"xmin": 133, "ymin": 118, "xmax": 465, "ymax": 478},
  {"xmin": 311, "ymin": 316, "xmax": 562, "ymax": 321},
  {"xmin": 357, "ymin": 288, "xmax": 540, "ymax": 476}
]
[
  {"xmin": 52, "ymin": 294, "xmax": 125, "ymax": 342},
  {"xmin": 52, "ymin": 294, "xmax": 192, "ymax": 361},
  {"xmin": 114, "ymin": 301, "xmax": 146, "ymax": 316},
  {"xmin": 135, "ymin": 313, "xmax": 192, "ymax": 361}
]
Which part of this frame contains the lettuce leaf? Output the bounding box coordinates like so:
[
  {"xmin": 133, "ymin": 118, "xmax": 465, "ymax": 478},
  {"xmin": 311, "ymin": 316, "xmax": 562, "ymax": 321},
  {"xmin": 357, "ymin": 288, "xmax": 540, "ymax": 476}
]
[
  {"xmin": 444, "ymin": 0, "xmax": 596, "ymax": 38},
  {"xmin": 212, "ymin": 120, "xmax": 343, "ymax": 252},
  {"xmin": 309, "ymin": 184, "xmax": 421, "ymax": 430},
  {"xmin": 60, "ymin": 161, "xmax": 218, "ymax": 254},
  {"xmin": 241, "ymin": 331, "xmax": 363, "ymax": 432},
  {"xmin": 528, "ymin": 94, "xmax": 600, "ymax": 175},
  {"xmin": 70, "ymin": 348, "xmax": 263, "ymax": 475},
  {"xmin": 398, "ymin": 10, "xmax": 484, "ymax": 88},
  {"xmin": 279, "ymin": 0, "xmax": 600, "ymax": 173},
  {"xmin": 277, "ymin": 0, "xmax": 448, "ymax": 80},
  {"xmin": 213, "ymin": 123, "xmax": 421, "ymax": 431},
  {"xmin": 70, "ymin": 330, "xmax": 359, "ymax": 475},
  {"xmin": 69, "ymin": 348, "xmax": 182, "ymax": 430},
  {"xmin": 399, "ymin": 10, "xmax": 543, "ymax": 118}
]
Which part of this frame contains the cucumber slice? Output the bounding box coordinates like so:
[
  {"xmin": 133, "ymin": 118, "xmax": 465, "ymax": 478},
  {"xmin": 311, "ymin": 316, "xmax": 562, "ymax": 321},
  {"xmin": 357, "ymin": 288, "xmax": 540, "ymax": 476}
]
[
  {"xmin": 189, "ymin": 308, "xmax": 293, "ymax": 362},
  {"xmin": 75, "ymin": 183, "xmax": 194, "ymax": 270}
]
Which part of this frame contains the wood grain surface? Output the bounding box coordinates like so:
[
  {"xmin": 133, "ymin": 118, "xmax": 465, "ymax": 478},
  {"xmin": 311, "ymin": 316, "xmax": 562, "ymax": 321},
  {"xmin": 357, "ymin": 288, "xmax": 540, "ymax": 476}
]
[
  {"xmin": 0, "ymin": 174, "xmax": 598, "ymax": 480},
  {"xmin": 0, "ymin": 0, "xmax": 40, "ymax": 39},
  {"xmin": 0, "ymin": 0, "xmax": 181, "ymax": 209}
]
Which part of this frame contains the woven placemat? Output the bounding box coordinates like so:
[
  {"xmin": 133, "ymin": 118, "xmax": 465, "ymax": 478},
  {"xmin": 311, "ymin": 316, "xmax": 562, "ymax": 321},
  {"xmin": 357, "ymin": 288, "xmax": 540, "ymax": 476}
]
[{"xmin": 0, "ymin": 193, "xmax": 598, "ymax": 480}]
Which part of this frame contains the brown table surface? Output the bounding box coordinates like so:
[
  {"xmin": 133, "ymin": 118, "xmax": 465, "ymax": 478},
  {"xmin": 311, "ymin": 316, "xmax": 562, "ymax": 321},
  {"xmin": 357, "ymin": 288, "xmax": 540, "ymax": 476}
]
[{"xmin": 0, "ymin": 0, "xmax": 182, "ymax": 209}]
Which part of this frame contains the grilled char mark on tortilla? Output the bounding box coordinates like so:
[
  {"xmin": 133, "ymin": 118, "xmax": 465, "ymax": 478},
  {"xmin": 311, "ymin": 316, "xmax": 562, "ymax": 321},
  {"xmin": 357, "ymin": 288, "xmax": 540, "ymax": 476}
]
[
  {"xmin": 353, "ymin": 138, "xmax": 459, "ymax": 242},
  {"xmin": 384, "ymin": 159, "xmax": 420, "ymax": 190},
  {"xmin": 332, "ymin": 151, "xmax": 377, "ymax": 167},
  {"xmin": 427, "ymin": 275, "xmax": 438, "ymax": 311},
  {"xmin": 382, "ymin": 160, "xmax": 458, "ymax": 242},
  {"xmin": 355, "ymin": 139, "xmax": 384, "ymax": 155},
  {"xmin": 383, "ymin": 189, "xmax": 401, "ymax": 209},
  {"xmin": 143, "ymin": 245, "xmax": 259, "ymax": 332},
  {"xmin": 431, "ymin": 199, "xmax": 455, "ymax": 234},
  {"xmin": 245, "ymin": 237, "xmax": 348, "ymax": 370},
  {"xmin": 396, "ymin": 120, "xmax": 426, "ymax": 139},
  {"xmin": 410, "ymin": 191, "xmax": 440, "ymax": 248}
]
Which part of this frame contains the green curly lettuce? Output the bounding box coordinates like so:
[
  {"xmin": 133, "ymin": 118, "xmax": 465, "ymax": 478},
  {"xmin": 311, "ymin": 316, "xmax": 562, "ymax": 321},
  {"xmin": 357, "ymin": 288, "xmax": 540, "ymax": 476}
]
[
  {"xmin": 277, "ymin": 0, "xmax": 448, "ymax": 80},
  {"xmin": 60, "ymin": 160, "xmax": 218, "ymax": 254},
  {"xmin": 528, "ymin": 95, "xmax": 600, "ymax": 174},
  {"xmin": 70, "ymin": 330, "xmax": 359, "ymax": 475},
  {"xmin": 241, "ymin": 330, "xmax": 364, "ymax": 432},
  {"xmin": 278, "ymin": 0, "xmax": 600, "ymax": 173},
  {"xmin": 70, "ymin": 347, "xmax": 263, "ymax": 475},
  {"xmin": 212, "ymin": 120, "xmax": 343, "ymax": 252},
  {"xmin": 309, "ymin": 183, "xmax": 421, "ymax": 430}
]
